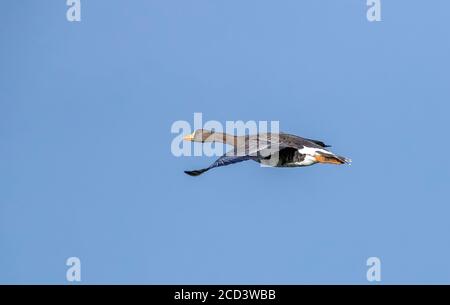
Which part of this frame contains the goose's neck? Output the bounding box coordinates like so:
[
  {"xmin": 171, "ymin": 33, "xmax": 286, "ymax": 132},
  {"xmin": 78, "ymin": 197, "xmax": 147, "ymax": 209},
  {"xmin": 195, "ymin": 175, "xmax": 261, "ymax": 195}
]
[{"xmin": 207, "ymin": 132, "xmax": 238, "ymax": 146}]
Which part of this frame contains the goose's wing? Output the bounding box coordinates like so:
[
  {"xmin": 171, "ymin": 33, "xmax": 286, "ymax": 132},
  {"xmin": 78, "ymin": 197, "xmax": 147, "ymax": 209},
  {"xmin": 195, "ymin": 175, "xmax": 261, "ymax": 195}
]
[
  {"xmin": 239, "ymin": 133, "xmax": 331, "ymax": 162},
  {"xmin": 303, "ymin": 138, "xmax": 331, "ymax": 148},
  {"xmin": 277, "ymin": 133, "xmax": 328, "ymax": 149},
  {"xmin": 184, "ymin": 154, "xmax": 259, "ymax": 176},
  {"xmin": 241, "ymin": 133, "xmax": 321, "ymax": 155},
  {"xmin": 243, "ymin": 133, "xmax": 281, "ymax": 157},
  {"xmin": 184, "ymin": 135, "xmax": 274, "ymax": 176}
]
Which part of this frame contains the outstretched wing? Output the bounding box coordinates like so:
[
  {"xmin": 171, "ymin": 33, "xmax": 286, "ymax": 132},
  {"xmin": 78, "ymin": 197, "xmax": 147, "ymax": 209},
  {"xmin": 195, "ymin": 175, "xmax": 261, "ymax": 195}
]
[
  {"xmin": 184, "ymin": 154, "xmax": 258, "ymax": 176},
  {"xmin": 184, "ymin": 133, "xmax": 333, "ymax": 176},
  {"xmin": 277, "ymin": 133, "xmax": 330, "ymax": 149},
  {"xmin": 303, "ymin": 138, "xmax": 331, "ymax": 148}
]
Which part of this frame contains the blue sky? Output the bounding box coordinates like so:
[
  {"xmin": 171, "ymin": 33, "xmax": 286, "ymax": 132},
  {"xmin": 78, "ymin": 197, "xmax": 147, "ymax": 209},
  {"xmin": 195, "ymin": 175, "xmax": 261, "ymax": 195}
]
[{"xmin": 1, "ymin": 0, "xmax": 450, "ymax": 284}]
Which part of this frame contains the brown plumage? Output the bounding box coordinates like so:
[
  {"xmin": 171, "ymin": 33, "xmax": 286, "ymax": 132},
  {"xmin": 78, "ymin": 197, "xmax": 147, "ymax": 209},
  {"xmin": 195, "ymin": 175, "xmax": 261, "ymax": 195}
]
[{"xmin": 183, "ymin": 129, "xmax": 351, "ymax": 176}]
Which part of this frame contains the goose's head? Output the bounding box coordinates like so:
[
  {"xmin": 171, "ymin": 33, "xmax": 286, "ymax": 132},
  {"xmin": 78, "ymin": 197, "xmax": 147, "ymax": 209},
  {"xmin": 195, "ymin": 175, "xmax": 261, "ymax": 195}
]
[{"xmin": 183, "ymin": 129, "xmax": 215, "ymax": 143}]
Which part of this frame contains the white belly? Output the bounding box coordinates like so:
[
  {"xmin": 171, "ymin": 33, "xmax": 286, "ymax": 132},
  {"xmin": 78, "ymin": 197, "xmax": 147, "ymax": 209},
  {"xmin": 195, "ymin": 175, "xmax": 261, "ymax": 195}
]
[
  {"xmin": 294, "ymin": 155, "xmax": 317, "ymax": 166},
  {"xmin": 279, "ymin": 155, "xmax": 317, "ymax": 167}
]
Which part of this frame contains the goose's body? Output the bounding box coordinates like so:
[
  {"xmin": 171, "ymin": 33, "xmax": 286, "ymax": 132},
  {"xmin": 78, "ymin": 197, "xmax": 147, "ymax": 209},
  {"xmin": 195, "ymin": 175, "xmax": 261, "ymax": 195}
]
[{"xmin": 183, "ymin": 129, "xmax": 351, "ymax": 176}]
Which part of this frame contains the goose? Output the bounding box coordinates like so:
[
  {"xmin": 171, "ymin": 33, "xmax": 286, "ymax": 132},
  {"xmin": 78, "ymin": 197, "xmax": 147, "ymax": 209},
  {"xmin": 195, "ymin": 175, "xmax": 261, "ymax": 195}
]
[{"xmin": 183, "ymin": 129, "xmax": 351, "ymax": 176}]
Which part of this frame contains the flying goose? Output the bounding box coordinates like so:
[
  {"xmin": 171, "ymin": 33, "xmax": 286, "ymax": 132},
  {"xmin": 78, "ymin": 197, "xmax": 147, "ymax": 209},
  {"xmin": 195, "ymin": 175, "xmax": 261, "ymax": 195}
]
[{"xmin": 183, "ymin": 129, "xmax": 351, "ymax": 176}]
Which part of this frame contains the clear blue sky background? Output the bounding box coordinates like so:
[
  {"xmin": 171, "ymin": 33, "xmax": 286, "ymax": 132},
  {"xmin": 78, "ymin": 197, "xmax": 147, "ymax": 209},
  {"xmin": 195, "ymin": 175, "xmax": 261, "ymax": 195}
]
[{"xmin": 1, "ymin": 0, "xmax": 449, "ymax": 284}]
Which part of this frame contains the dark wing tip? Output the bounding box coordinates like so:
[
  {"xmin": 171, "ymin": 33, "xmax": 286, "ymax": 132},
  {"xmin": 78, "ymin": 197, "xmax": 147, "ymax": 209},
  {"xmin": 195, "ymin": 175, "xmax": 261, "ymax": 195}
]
[
  {"xmin": 184, "ymin": 169, "xmax": 206, "ymax": 176},
  {"xmin": 304, "ymin": 138, "xmax": 331, "ymax": 148},
  {"xmin": 316, "ymin": 141, "xmax": 331, "ymax": 147}
]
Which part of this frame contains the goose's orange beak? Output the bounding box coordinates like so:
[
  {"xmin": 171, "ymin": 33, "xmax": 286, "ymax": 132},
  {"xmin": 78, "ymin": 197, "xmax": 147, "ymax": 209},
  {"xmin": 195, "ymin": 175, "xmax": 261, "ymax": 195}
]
[{"xmin": 183, "ymin": 133, "xmax": 194, "ymax": 141}]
